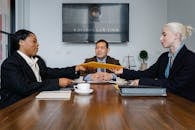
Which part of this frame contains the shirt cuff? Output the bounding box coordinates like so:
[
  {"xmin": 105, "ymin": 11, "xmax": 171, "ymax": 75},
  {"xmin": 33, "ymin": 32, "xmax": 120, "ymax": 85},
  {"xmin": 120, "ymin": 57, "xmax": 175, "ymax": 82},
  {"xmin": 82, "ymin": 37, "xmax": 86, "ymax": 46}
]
[
  {"xmin": 83, "ymin": 74, "xmax": 92, "ymax": 81},
  {"xmin": 111, "ymin": 73, "xmax": 117, "ymax": 80}
]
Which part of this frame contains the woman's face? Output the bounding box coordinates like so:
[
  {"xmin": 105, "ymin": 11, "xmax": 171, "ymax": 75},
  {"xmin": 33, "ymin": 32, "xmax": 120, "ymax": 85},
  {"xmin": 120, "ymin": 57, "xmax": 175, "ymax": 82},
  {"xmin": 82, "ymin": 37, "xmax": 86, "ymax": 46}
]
[
  {"xmin": 160, "ymin": 26, "xmax": 176, "ymax": 48},
  {"xmin": 19, "ymin": 33, "xmax": 39, "ymax": 57}
]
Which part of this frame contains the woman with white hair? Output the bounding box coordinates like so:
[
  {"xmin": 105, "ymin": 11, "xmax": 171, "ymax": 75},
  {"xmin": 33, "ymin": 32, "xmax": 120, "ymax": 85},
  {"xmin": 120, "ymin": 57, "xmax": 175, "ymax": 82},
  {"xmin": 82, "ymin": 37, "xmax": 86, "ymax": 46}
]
[{"xmin": 112, "ymin": 22, "xmax": 195, "ymax": 101}]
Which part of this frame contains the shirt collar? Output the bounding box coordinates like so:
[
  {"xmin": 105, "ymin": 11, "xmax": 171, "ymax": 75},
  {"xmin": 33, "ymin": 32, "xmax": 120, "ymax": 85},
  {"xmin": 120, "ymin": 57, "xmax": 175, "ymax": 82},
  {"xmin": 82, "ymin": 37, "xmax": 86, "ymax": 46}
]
[
  {"xmin": 96, "ymin": 56, "xmax": 107, "ymax": 63},
  {"xmin": 17, "ymin": 50, "xmax": 38, "ymax": 66},
  {"xmin": 168, "ymin": 43, "xmax": 184, "ymax": 59}
]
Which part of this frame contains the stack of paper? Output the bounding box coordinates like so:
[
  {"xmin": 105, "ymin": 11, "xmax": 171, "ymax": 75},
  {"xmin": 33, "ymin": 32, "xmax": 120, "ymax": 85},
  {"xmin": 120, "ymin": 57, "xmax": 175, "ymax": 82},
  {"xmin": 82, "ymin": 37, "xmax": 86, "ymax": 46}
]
[{"xmin": 36, "ymin": 91, "xmax": 71, "ymax": 100}]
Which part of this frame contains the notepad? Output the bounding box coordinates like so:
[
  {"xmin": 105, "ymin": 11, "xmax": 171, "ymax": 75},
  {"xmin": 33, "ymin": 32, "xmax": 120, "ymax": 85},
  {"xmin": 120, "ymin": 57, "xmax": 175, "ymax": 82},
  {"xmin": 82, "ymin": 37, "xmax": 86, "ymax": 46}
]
[{"xmin": 36, "ymin": 91, "xmax": 71, "ymax": 100}]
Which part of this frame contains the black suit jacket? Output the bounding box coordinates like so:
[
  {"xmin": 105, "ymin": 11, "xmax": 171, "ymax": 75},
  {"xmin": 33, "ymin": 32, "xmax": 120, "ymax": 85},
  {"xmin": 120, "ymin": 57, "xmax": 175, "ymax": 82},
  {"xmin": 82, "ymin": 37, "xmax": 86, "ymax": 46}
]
[
  {"xmin": 0, "ymin": 52, "xmax": 79, "ymax": 108},
  {"xmin": 82, "ymin": 56, "xmax": 120, "ymax": 76},
  {"xmin": 120, "ymin": 45, "xmax": 195, "ymax": 101}
]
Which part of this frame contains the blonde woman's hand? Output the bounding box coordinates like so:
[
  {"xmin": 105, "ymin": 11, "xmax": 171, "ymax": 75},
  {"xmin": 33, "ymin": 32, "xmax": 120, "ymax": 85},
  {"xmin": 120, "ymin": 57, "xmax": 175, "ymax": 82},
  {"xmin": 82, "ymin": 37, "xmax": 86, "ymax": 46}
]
[
  {"xmin": 109, "ymin": 68, "xmax": 123, "ymax": 75},
  {"xmin": 129, "ymin": 79, "xmax": 140, "ymax": 86}
]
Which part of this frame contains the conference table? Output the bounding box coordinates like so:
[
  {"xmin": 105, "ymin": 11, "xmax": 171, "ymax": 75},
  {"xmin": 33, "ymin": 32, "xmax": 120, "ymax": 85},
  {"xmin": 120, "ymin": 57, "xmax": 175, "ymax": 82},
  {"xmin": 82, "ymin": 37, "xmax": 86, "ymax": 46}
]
[{"xmin": 0, "ymin": 83, "xmax": 195, "ymax": 130}]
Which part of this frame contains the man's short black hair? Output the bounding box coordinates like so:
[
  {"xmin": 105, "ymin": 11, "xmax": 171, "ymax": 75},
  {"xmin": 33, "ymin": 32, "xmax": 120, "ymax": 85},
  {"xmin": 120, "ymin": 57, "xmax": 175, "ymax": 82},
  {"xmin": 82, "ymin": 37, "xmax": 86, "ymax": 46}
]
[{"xmin": 96, "ymin": 39, "xmax": 109, "ymax": 48}]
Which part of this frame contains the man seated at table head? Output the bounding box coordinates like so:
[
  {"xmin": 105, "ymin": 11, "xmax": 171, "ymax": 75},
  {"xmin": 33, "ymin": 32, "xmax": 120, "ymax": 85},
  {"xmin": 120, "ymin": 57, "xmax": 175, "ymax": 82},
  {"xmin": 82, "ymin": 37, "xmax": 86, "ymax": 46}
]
[
  {"xmin": 0, "ymin": 29, "xmax": 85, "ymax": 109},
  {"xmin": 82, "ymin": 39, "xmax": 120, "ymax": 81}
]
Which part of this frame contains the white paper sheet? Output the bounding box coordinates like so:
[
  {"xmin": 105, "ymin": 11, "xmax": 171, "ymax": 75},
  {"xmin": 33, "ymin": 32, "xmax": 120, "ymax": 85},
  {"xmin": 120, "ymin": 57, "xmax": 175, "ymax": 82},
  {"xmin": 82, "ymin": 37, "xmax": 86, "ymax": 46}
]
[{"xmin": 36, "ymin": 91, "xmax": 71, "ymax": 100}]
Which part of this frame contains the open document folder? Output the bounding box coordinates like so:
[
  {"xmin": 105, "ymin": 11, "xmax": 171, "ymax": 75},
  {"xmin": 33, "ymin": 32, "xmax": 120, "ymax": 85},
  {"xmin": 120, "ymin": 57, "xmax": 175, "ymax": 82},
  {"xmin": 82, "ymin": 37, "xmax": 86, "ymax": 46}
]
[
  {"xmin": 80, "ymin": 61, "xmax": 123, "ymax": 70},
  {"xmin": 36, "ymin": 91, "xmax": 71, "ymax": 100}
]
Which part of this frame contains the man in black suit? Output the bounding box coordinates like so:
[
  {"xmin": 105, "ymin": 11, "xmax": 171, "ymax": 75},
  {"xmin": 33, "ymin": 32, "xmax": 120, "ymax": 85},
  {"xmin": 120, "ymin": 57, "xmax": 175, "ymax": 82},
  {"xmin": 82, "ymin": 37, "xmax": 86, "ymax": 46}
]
[
  {"xmin": 0, "ymin": 29, "xmax": 85, "ymax": 108},
  {"xmin": 112, "ymin": 22, "xmax": 195, "ymax": 101},
  {"xmin": 82, "ymin": 39, "xmax": 120, "ymax": 81}
]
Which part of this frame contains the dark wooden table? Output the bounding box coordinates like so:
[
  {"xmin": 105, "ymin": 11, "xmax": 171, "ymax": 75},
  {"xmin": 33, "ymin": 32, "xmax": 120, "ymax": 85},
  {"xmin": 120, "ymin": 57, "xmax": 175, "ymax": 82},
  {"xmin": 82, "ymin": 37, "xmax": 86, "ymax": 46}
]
[{"xmin": 0, "ymin": 84, "xmax": 195, "ymax": 130}]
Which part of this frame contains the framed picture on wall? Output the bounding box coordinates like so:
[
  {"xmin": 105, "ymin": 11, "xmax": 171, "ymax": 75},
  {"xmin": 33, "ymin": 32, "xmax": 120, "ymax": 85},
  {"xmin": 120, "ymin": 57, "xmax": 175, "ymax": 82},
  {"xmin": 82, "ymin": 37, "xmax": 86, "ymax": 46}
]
[{"xmin": 62, "ymin": 3, "xmax": 129, "ymax": 43}]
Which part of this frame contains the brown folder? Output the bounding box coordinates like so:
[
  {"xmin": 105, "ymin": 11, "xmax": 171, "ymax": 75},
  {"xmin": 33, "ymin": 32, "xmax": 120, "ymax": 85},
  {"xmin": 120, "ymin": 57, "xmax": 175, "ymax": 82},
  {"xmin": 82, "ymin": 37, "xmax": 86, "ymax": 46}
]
[{"xmin": 80, "ymin": 61, "xmax": 123, "ymax": 70}]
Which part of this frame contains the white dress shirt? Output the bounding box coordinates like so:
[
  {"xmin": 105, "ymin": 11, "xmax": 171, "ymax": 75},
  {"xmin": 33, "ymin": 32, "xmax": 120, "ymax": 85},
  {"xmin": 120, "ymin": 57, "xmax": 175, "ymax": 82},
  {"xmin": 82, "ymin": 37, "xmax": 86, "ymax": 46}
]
[{"xmin": 17, "ymin": 50, "xmax": 42, "ymax": 82}]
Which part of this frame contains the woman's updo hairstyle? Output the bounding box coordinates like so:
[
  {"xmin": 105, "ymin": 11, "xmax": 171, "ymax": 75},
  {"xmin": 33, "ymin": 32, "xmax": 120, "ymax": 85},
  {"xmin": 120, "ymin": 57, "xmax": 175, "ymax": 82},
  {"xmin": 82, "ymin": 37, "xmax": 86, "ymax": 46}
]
[{"xmin": 165, "ymin": 22, "xmax": 193, "ymax": 41}]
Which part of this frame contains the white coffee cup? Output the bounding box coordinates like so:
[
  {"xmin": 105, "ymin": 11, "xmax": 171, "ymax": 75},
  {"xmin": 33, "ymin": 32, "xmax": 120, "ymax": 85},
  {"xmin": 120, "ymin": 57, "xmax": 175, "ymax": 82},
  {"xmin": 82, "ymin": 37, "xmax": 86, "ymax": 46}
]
[{"xmin": 74, "ymin": 83, "xmax": 90, "ymax": 91}]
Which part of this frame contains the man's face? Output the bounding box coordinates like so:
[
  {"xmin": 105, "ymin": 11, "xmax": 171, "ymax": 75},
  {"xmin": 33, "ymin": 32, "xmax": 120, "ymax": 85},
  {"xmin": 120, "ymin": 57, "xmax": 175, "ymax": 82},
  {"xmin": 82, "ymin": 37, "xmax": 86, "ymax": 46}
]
[
  {"xmin": 19, "ymin": 34, "xmax": 39, "ymax": 57},
  {"xmin": 95, "ymin": 41, "xmax": 109, "ymax": 59}
]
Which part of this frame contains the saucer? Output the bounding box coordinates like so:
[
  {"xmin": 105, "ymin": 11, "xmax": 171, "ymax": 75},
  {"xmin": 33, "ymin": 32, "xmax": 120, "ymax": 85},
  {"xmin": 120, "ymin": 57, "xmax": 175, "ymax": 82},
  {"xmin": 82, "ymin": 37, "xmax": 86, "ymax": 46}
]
[{"xmin": 75, "ymin": 89, "xmax": 93, "ymax": 95}]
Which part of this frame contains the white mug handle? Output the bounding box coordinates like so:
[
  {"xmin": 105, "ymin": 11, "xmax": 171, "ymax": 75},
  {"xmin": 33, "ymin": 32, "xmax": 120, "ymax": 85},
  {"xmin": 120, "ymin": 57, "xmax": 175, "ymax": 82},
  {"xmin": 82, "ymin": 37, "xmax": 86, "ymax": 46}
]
[{"xmin": 74, "ymin": 85, "xmax": 78, "ymax": 90}]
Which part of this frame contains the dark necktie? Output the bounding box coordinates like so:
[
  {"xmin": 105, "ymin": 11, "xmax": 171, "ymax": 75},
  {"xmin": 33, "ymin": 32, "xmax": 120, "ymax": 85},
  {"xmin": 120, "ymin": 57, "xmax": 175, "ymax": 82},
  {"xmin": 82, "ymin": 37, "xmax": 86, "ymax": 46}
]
[
  {"xmin": 165, "ymin": 55, "xmax": 173, "ymax": 78},
  {"xmin": 100, "ymin": 68, "xmax": 105, "ymax": 72},
  {"xmin": 170, "ymin": 56, "xmax": 174, "ymax": 67},
  {"xmin": 100, "ymin": 61, "xmax": 105, "ymax": 72}
]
